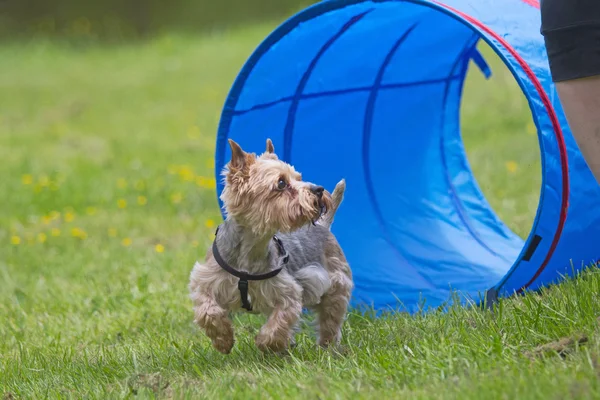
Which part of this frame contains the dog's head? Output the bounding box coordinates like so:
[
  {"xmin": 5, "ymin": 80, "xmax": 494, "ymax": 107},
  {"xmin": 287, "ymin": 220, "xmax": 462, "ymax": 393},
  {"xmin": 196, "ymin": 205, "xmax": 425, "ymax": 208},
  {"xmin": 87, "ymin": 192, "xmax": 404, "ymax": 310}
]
[{"xmin": 220, "ymin": 138, "xmax": 332, "ymax": 235}]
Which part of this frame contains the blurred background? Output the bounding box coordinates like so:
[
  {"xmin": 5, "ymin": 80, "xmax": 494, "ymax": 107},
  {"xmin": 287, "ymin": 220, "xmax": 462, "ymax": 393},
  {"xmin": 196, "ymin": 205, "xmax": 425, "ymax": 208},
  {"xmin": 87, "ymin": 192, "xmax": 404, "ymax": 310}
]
[{"xmin": 0, "ymin": 0, "xmax": 318, "ymax": 42}]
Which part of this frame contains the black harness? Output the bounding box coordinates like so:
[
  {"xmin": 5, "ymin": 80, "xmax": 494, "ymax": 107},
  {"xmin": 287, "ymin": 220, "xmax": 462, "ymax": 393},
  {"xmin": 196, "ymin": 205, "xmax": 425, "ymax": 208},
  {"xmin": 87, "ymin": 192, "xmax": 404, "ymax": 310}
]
[{"xmin": 212, "ymin": 226, "xmax": 289, "ymax": 311}]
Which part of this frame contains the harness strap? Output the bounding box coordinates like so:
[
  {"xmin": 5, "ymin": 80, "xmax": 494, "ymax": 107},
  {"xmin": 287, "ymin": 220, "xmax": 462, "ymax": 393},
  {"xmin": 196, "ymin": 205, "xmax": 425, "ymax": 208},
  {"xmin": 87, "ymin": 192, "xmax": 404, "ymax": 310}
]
[{"xmin": 212, "ymin": 226, "xmax": 288, "ymax": 311}]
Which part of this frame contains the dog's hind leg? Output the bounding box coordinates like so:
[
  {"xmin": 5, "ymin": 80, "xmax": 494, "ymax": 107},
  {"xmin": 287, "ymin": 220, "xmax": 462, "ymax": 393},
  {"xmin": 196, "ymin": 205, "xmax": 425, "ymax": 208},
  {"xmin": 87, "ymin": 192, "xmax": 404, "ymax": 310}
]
[
  {"xmin": 316, "ymin": 235, "xmax": 353, "ymax": 348},
  {"xmin": 315, "ymin": 271, "xmax": 352, "ymax": 347}
]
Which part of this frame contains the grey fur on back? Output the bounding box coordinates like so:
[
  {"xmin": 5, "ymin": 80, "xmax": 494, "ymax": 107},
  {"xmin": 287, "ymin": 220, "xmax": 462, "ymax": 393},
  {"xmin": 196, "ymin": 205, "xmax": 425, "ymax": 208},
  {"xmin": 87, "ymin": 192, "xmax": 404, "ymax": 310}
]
[{"xmin": 278, "ymin": 224, "xmax": 331, "ymax": 274}]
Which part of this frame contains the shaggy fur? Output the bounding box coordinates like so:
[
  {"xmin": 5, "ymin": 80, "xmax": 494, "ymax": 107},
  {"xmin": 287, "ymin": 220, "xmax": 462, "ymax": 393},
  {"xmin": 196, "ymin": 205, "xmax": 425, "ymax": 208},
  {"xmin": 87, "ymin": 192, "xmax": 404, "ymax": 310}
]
[{"xmin": 188, "ymin": 138, "xmax": 353, "ymax": 354}]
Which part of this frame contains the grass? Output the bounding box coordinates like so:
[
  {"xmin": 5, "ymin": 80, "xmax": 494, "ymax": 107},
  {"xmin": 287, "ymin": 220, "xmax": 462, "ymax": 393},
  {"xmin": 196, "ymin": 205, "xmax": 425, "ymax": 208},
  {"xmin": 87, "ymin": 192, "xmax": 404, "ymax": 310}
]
[{"xmin": 1, "ymin": 19, "xmax": 598, "ymax": 400}]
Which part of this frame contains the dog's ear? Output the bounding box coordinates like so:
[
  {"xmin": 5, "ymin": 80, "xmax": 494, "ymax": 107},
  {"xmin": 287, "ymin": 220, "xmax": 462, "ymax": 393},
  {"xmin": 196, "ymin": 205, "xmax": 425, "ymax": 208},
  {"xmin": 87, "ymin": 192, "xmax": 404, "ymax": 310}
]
[
  {"xmin": 265, "ymin": 138, "xmax": 275, "ymax": 154},
  {"xmin": 228, "ymin": 139, "xmax": 247, "ymax": 170}
]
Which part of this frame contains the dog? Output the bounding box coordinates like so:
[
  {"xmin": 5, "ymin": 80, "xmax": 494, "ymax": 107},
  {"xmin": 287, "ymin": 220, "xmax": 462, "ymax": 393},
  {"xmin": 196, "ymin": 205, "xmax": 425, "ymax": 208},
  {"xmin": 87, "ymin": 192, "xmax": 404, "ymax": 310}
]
[{"xmin": 188, "ymin": 138, "xmax": 352, "ymax": 354}]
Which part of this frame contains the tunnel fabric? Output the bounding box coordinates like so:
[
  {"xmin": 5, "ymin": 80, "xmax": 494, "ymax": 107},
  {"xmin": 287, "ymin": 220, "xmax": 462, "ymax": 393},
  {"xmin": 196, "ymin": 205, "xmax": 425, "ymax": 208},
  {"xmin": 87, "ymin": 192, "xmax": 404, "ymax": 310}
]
[{"xmin": 214, "ymin": 0, "xmax": 600, "ymax": 312}]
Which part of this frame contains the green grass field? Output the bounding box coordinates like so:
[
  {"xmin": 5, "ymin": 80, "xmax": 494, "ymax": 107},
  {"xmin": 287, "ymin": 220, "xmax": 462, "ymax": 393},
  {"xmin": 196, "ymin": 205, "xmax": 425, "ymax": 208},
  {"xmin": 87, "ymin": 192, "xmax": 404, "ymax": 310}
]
[{"xmin": 2, "ymin": 21, "xmax": 600, "ymax": 399}]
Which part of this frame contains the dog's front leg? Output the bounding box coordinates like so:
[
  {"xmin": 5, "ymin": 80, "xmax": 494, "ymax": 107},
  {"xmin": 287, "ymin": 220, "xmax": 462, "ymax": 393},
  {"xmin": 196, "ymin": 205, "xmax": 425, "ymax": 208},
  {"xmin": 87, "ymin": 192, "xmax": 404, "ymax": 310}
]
[
  {"xmin": 192, "ymin": 293, "xmax": 234, "ymax": 354},
  {"xmin": 255, "ymin": 285, "xmax": 302, "ymax": 353}
]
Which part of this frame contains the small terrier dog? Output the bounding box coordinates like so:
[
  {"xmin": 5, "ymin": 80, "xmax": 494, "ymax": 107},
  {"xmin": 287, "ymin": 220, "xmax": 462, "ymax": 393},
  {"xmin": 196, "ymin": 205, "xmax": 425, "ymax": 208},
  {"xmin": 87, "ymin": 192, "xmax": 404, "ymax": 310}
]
[{"xmin": 188, "ymin": 138, "xmax": 352, "ymax": 354}]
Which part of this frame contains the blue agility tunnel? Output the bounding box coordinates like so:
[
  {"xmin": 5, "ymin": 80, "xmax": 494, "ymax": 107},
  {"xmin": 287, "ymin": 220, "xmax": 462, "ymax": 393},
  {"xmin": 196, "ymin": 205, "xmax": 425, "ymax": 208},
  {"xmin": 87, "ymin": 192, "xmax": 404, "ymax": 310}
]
[{"xmin": 214, "ymin": 0, "xmax": 600, "ymax": 312}]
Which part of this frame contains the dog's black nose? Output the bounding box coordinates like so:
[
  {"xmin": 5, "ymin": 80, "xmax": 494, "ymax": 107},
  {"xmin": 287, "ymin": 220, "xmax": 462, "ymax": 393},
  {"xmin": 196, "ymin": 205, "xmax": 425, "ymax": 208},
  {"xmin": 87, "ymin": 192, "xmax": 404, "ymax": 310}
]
[{"xmin": 311, "ymin": 185, "xmax": 324, "ymax": 198}]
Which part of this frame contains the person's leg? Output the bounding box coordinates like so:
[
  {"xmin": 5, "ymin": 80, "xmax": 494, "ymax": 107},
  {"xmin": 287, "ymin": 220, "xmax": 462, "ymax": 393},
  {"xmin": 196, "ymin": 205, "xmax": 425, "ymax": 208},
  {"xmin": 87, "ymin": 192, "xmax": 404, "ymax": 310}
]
[
  {"xmin": 541, "ymin": 0, "xmax": 600, "ymax": 183},
  {"xmin": 554, "ymin": 78, "xmax": 600, "ymax": 182}
]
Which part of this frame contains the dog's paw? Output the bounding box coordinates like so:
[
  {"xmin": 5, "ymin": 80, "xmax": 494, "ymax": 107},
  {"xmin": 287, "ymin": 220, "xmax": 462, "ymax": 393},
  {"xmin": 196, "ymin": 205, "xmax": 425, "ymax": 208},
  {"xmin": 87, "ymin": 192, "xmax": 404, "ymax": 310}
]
[
  {"xmin": 212, "ymin": 335, "xmax": 234, "ymax": 354},
  {"xmin": 255, "ymin": 332, "xmax": 289, "ymax": 353}
]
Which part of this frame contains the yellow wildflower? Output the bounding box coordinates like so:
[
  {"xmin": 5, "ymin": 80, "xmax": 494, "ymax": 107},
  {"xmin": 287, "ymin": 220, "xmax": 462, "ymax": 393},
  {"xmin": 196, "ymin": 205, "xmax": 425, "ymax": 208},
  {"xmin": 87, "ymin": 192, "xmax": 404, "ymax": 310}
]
[
  {"xmin": 196, "ymin": 176, "xmax": 217, "ymax": 189},
  {"xmin": 155, "ymin": 244, "xmax": 165, "ymax": 253},
  {"xmin": 51, "ymin": 228, "xmax": 61, "ymax": 237},
  {"xmin": 122, "ymin": 237, "xmax": 132, "ymax": 247},
  {"xmin": 64, "ymin": 212, "xmax": 75, "ymax": 222},
  {"xmin": 505, "ymin": 161, "xmax": 518, "ymax": 174},
  {"xmin": 85, "ymin": 207, "xmax": 97, "ymax": 216},
  {"xmin": 41, "ymin": 215, "xmax": 52, "ymax": 225},
  {"xmin": 71, "ymin": 227, "xmax": 87, "ymax": 239},
  {"xmin": 170, "ymin": 192, "xmax": 183, "ymax": 204},
  {"xmin": 137, "ymin": 196, "xmax": 147, "ymax": 206},
  {"xmin": 108, "ymin": 228, "xmax": 117, "ymax": 237},
  {"xmin": 195, "ymin": 176, "xmax": 207, "ymax": 187},
  {"xmin": 208, "ymin": 178, "xmax": 216, "ymax": 190},
  {"xmin": 21, "ymin": 174, "xmax": 33, "ymax": 185},
  {"xmin": 117, "ymin": 199, "xmax": 127, "ymax": 209},
  {"xmin": 10, "ymin": 235, "xmax": 21, "ymax": 245},
  {"xmin": 178, "ymin": 165, "xmax": 195, "ymax": 182},
  {"xmin": 205, "ymin": 219, "xmax": 215, "ymax": 229},
  {"xmin": 37, "ymin": 232, "xmax": 47, "ymax": 243}
]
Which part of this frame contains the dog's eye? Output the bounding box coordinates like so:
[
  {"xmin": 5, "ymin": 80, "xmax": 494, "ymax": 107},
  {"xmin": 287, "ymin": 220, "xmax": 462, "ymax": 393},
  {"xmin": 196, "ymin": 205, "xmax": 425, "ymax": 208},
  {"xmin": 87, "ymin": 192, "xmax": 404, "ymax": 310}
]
[{"xmin": 277, "ymin": 178, "xmax": 287, "ymax": 190}]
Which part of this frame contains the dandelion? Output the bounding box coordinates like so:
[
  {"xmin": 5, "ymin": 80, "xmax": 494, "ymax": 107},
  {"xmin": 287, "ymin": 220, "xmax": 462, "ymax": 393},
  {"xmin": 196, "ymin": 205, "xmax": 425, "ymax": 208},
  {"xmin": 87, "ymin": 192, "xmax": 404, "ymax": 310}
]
[
  {"xmin": 505, "ymin": 161, "xmax": 518, "ymax": 174},
  {"xmin": 117, "ymin": 178, "xmax": 128, "ymax": 189},
  {"xmin": 51, "ymin": 228, "xmax": 61, "ymax": 237},
  {"xmin": 85, "ymin": 207, "xmax": 97, "ymax": 216},
  {"xmin": 205, "ymin": 219, "xmax": 215, "ymax": 229},
  {"xmin": 122, "ymin": 237, "xmax": 132, "ymax": 247},
  {"xmin": 64, "ymin": 211, "xmax": 75, "ymax": 222},
  {"xmin": 117, "ymin": 199, "xmax": 127, "ymax": 209},
  {"xmin": 108, "ymin": 228, "xmax": 117, "ymax": 237},
  {"xmin": 37, "ymin": 232, "xmax": 47, "ymax": 243},
  {"xmin": 21, "ymin": 174, "xmax": 33, "ymax": 185},
  {"xmin": 178, "ymin": 165, "xmax": 195, "ymax": 182},
  {"xmin": 41, "ymin": 215, "xmax": 52, "ymax": 225},
  {"xmin": 137, "ymin": 196, "xmax": 147, "ymax": 206},
  {"xmin": 196, "ymin": 176, "xmax": 217, "ymax": 190},
  {"xmin": 71, "ymin": 227, "xmax": 87, "ymax": 239},
  {"xmin": 155, "ymin": 244, "xmax": 165, "ymax": 253},
  {"xmin": 195, "ymin": 176, "xmax": 207, "ymax": 187},
  {"xmin": 10, "ymin": 235, "xmax": 21, "ymax": 245},
  {"xmin": 170, "ymin": 192, "xmax": 183, "ymax": 204},
  {"xmin": 206, "ymin": 178, "xmax": 216, "ymax": 190}
]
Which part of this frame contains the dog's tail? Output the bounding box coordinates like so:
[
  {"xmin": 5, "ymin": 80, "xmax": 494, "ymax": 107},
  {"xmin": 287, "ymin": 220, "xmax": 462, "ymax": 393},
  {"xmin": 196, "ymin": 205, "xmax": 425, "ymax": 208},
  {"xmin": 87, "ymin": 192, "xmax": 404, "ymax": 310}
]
[{"xmin": 319, "ymin": 179, "xmax": 346, "ymax": 229}]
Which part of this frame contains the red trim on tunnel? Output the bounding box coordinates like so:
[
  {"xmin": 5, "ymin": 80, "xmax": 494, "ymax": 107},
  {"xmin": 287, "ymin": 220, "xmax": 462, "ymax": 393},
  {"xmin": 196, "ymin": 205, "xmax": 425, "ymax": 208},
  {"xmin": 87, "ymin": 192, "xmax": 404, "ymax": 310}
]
[
  {"xmin": 520, "ymin": 0, "xmax": 540, "ymax": 9},
  {"xmin": 432, "ymin": 0, "xmax": 570, "ymax": 293}
]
